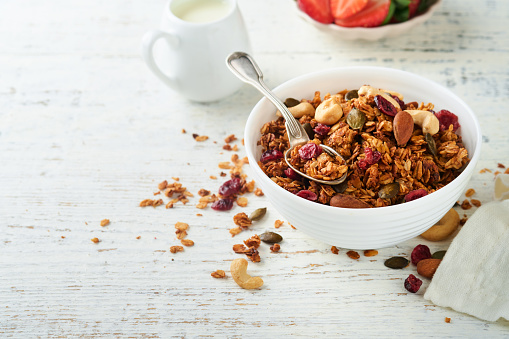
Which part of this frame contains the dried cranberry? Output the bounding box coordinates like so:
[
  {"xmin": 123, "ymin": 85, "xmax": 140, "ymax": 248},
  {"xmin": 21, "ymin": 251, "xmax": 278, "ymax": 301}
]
[
  {"xmin": 404, "ymin": 274, "xmax": 422, "ymax": 293},
  {"xmin": 374, "ymin": 95, "xmax": 398, "ymax": 116},
  {"xmin": 211, "ymin": 199, "xmax": 233, "ymax": 211},
  {"xmin": 298, "ymin": 143, "xmax": 322, "ymax": 160},
  {"xmin": 218, "ymin": 177, "xmax": 242, "ymax": 197},
  {"xmin": 405, "ymin": 189, "xmax": 428, "ymax": 202},
  {"xmin": 411, "ymin": 244, "xmax": 432, "ymax": 265},
  {"xmin": 435, "ymin": 109, "xmax": 461, "ymax": 132},
  {"xmin": 358, "ymin": 147, "xmax": 381, "ymax": 170},
  {"xmin": 284, "ymin": 167, "xmax": 301, "ymax": 180},
  {"xmin": 260, "ymin": 149, "xmax": 283, "ymax": 163},
  {"xmin": 295, "ymin": 190, "xmax": 317, "ymax": 201},
  {"xmin": 391, "ymin": 94, "xmax": 406, "ymax": 110},
  {"xmin": 313, "ymin": 123, "xmax": 331, "ymax": 136}
]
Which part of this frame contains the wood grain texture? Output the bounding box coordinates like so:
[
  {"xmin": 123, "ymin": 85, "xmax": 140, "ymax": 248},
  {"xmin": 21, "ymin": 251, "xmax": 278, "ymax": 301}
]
[{"xmin": 1, "ymin": 0, "xmax": 509, "ymax": 337}]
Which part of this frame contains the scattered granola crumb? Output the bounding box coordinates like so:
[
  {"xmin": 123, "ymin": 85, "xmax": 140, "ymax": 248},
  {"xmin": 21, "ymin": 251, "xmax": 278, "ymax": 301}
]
[
  {"xmin": 181, "ymin": 129, "xmax": 186, "ymax": 134},
  {"xmin": 290, "ymin": 224, "xmax": 297, "ymax": 230},
  {"xmin": 233, "ymin": 244, "xmax": 247, "ymax": 253},
  {"xmin": 140, "ymin": 199, "xmax": 164, "ymax": 207},
  {"xmin": 91, "ymin": 237, "xmax": 100, "ymax": 244},
  {"xmin": 175, "ymin": 222, "xmax": 189, "ymax": 231},
  {"xmin": 236, "ymin": 197, "xmax": 248, "ymax": 207},
  {"xmin": 346, "ymin": 250, "xmax": 360, "ymax": 260},
  {"xmin": 196, "ymin": 213, "xmax": 203, "ymax": 217},
  {"xmin": 225, "ymin": 134, "xmax": 237, "ymax": 143},
  {"xmin": 172, "ymin": 177, "xmax": 180, "ymax": 182},
  {"xmin": 498, "ymin": 163, "xmax": 505, "ymax": 169},
  {"xmin": 254, "ymin": 188, "xmax": 264, "ymax": 196},
  {"xmin": 218, "ymin": 162, "xmax": 231, "ymax": 169},
  {"xmin": 193, "ymin": 134, "xmax": 208, "ymax": 142},
  {"xmin": 198, "ymin": 188, "xmax": 211, "ymax": 197},
  {"xmin": 460, "ymin": 199, "xmax": 472, "ymax": 210},
  {"xmin": 165, "ymin": 202, "xmax": 174, "ymax": 209},
  {"xmin": 331, "ymin": 246, "xmax": 339, "ymax": 255},
  {"xmin": 170, "ymin": 246, "xmax": 184, "ymax": 253},
  {"xmin": 479, "ymin": 168, "xmax": 492, "ymax": 174},
  {"xmin": 100, "ymin": 219, "xmax": 110, "ymax": 227},
  {"xmin": 181, "ymin": 239, "xmax": 194, "ymax": 247},
  {"xmin": 229, "ymin": 227, "xmax": 242, "ymax": 237},
  {"xmin": 445, "ymin": 317, "xmax": 451, "ymax": 323},
  {"xmin": 270, "ymin": 243, "xmax": 281, "ymax": 252},
  {"xmin": 232, "ymin": 145, "xmax": 238, "ymax": 151},
  {"xmin": 211, "ymin": 270, "xmax": 226, "ymax": 278},
  {"xmin": 494, "ymin": 171, "xmax": 501, "ymax": 176},
  {"xmin": 460, "ymin": 217, "xmax": 468, "ymax": 226},
  {"xmin": 465, "ymin": 188, "xmax": 475, "ymax": 197},
  {"xmin": 505, "ymin": 168, "xmax": 509, "ymax": 174},
  {"xmin": 210, "ymin": 175, "xmax": 217, "ymax": 180},
  {"xmin": 364, "ymin": 249, "xmax": 378, "ymax": 257},
  {"xmin": 223, "ymin": 144, "xmax": 232, "ymax": 151},
  {"xmin": 220, "ymin": 172, "xmax": 227, "ymax": 177},
  {"xmin": 241, "ymin": 138, "xmax": 245, "ymax": 145},
  {"xmin": 234, "ymin": 212, "xmax": 252, "ymax": 228},
  {"xmin": 136, "ymin": 236, "xmax": 141, "ymax": 239},
  {"xmin": 61, "ymin": 236, "xmax": 66, "ymax": 239},
  {"xmin": 471, "ymin": 199, "xmax": 481, "ymax": 207},
  {"xmin": 153, "ymin": 191, "xmax": 161, "ymax": 196},
  {"xmin": 274, "ymin": 220, "xmax": 284, "ymax": 229},
  {"xmin": 176, "ymin": 229, "xmax": 187, "ymax": 240},
  {"xmin": 158, "ymin": 180, "xmax": 168, "ymax": 190}
]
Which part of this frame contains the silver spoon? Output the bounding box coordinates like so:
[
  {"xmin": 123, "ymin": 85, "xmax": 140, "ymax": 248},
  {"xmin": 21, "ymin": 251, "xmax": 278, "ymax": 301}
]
[{"xmin": 226, "ymin": 51, "xmax": 347, "ymax": 185}]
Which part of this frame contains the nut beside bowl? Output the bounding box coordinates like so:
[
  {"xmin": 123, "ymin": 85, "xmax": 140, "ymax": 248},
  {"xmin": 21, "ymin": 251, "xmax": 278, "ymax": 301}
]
[{"xmin": 244, "ymin": 66, "xmax": 481, "ymax": 249}]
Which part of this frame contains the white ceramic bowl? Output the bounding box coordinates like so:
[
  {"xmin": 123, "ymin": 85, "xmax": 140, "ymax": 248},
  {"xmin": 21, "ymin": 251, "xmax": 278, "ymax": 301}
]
[
  {"xmin": 244, "ymin": 66, "xmax": 481, "ymax": 249},
  {"xmin": 295, "ymin": 0, "xmax": 442, "ymax": 41}
]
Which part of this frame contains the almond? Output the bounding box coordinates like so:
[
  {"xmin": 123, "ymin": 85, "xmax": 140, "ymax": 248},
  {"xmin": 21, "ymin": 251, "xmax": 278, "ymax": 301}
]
[
  {"xmin": 417, "ymin": 258, "xmax": 441, "ymax": 279},
  {"xmin": 330, "ymin": 194, "xmax": 371, "ymax": 209},
  {"xmin": 393, "ymin": 111, "xmax": 414, "ymax": 146}
]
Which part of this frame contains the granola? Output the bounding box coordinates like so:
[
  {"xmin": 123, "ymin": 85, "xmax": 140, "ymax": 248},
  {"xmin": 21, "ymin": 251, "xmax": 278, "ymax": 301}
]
[{"xmin": 257, "ymin": 87, "xmax": 469, "ymax": 208}]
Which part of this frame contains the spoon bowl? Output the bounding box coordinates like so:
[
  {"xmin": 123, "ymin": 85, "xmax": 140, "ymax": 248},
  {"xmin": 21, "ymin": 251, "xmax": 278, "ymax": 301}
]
[{"xmin": 226, "ymin": 51, "xmax": 347, "ymax": 185}]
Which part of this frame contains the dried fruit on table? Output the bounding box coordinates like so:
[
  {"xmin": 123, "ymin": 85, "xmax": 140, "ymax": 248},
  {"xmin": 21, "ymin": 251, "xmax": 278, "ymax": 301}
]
[
  {"xmin": 211, "ymin": 199, "xmax": 234, "ymax": 211},
  {"xmin": 411, "ymin": 244, "xmax": 432, "ymax": 265},
  {"xmin": 404, "ymin": 274, "xmax": 422, "ymax": 293}
]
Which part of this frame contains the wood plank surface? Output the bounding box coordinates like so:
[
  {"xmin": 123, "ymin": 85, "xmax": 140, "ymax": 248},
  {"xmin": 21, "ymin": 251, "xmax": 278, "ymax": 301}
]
[{"xmin": 1, "ymin": 0, "xmax": 508, "ymax": 337}]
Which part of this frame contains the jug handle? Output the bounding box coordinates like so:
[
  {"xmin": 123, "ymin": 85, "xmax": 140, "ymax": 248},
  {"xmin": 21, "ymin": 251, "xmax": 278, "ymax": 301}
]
[{"xmin": 141, "ymin": 30, "xmax": 180, "ymax": 91}]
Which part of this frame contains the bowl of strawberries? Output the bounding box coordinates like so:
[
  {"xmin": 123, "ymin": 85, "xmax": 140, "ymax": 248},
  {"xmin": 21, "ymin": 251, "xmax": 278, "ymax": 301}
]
[{"xmin": 296, "ymin": 0, "xmax": 442, "ymax": 40}]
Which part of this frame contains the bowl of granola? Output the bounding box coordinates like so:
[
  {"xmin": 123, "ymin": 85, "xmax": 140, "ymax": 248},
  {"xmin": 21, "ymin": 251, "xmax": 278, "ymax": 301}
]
[{"xmin": 244, "ymin": 66, "xmax": 481, "ymax": 249}]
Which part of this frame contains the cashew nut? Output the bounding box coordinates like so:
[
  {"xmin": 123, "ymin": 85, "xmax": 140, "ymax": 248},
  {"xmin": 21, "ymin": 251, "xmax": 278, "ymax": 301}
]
[
  {"xmin": 230, "ymin": 258, "xmax": 264, "ymax": 290},
  {"xmin": 420, "ymin": 208, "xmax": 460, "ymax": 241},
  {"xmin": 314, "ymin": 95, "xmax": 343, "ymax": 125},
  {"xmin": 277, "ymin": 102, "xmax": 315, "ymax": 118},
  {"xmin": 404, "ymin": 110, "xmax": 440, "ymax": 135},
  {"xmin": 358, "ymin": 85, "xmax": 401, "ymax": 110}
]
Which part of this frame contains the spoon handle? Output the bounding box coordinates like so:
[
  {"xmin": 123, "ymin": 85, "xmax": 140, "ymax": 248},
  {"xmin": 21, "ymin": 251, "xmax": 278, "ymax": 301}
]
[{"xmin": 226, "ymin": 51, "xmax": 305, "ymax": 140}]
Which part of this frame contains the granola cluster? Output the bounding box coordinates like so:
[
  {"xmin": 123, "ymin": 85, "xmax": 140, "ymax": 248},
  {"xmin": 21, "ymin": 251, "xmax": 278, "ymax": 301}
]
[{"xmin": 258, "ymin": 88, "xmax": 470, "ymax": 208}]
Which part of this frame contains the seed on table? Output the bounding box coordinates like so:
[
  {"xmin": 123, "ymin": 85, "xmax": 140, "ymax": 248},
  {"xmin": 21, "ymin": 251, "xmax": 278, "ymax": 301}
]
[
  {"xmin": 432, "ymin": 250, "xmax": 447, "ymax": 260},
  {"xmin": 384, "ymin": 256, "xmax": 410, "ymax": 269},
  {"xmin": 249, "ymin": 207, "xmax": 267, "ymax": 221},
  {"xmin": 259, "ymin": 232, "xmax": 283, "ymax": 244}
]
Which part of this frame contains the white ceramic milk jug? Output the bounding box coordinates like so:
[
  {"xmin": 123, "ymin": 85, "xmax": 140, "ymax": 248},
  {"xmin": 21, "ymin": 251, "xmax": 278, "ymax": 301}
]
[{"xmin": 141, "ymin": 0, "xmax": 251, "ymax": 102}]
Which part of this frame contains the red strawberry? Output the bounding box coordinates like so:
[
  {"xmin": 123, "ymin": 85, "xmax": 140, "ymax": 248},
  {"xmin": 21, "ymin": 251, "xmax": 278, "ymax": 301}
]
[
  {"xmin": 330, "ymin": 0, "xmax": 369, "ymax": 20},
  {"xmin": 298, "ymin": 0, "xmax": 334, "ymax": 24},
  {"xmin": 408, "ymin": 0, "xmax": 421, "ymax": 17},
  {"xmin": 334, "ymin": 0, "xmax": 391, "ymax": 27}
]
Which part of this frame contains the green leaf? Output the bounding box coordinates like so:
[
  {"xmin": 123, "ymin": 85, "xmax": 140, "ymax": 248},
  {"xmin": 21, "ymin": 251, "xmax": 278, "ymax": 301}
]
[
  {"xmin": 382, "ymin": 1, "xmax": 397, "ymax": 25},
  {"xmin": 393, "ymin": 7, "xmax": 410, "ymax": 22},
  {"xmin": 394, "ymin": 0, "xmax": 411, "ymax": 8}
]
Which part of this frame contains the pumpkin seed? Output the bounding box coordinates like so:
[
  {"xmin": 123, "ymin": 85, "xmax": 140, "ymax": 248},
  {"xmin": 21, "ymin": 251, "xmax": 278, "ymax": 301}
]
[
  {"xmin": 378, "ymin": 182, "xmax": 400, "ymax": 199},
  {"xmin": 384, "ymin": 256, "xmax": 409, "ymax": 269},
  {"xmin": 432, "ymin": 250, "xmax": 447, "ymax": 260},
  {"xmin": 346, "ymin": 108, "xmax": 366, "ymax": 130},
  {"xmin": 333, "ymin": 181, "xmax": 348, "ymax": 194},
  {"xmin": 284, "ymin": 98, "xmax": 300, "ymax": 108},
  {"xmin": 302, "ymin": 122, "xmax": 314, "ymax": 139},
  {"xmin": 345, "ymin": 89, "xmax": 359, "ymax": 101},
  {"xmin": 260, "ymin": 231, "xmax": 283, "ymax": 244},
  {"xmin": 249, "ymin": 207, "xmax": 267, "ymax": 221},
  {"xmin": 425, "ymin": 133, "xmax": 437, "ymax": 157}
]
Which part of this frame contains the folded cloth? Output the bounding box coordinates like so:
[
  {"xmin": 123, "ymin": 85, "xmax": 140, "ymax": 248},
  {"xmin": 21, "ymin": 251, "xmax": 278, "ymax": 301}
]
[{"xmin": 424, "ymin": 199, "xmax": 509, "ymax": 321}]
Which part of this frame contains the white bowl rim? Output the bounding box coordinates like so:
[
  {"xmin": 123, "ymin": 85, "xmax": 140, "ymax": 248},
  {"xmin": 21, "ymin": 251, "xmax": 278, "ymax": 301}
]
[{"xmin": 244, "ymin": 66, "xmax": 482, "ymax": 216}]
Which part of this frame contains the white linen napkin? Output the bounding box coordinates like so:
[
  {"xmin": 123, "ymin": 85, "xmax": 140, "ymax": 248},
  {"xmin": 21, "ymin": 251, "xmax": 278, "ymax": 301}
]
[{"xmin": 424, "ymin": 198, "xmax": 509, "ymax": 322}]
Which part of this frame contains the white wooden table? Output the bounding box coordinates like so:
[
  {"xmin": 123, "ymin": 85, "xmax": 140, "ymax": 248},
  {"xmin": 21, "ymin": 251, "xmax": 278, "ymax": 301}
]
[{"xmin": 1, "ymin": 0, "xmax": 509, "ymax": 337}]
